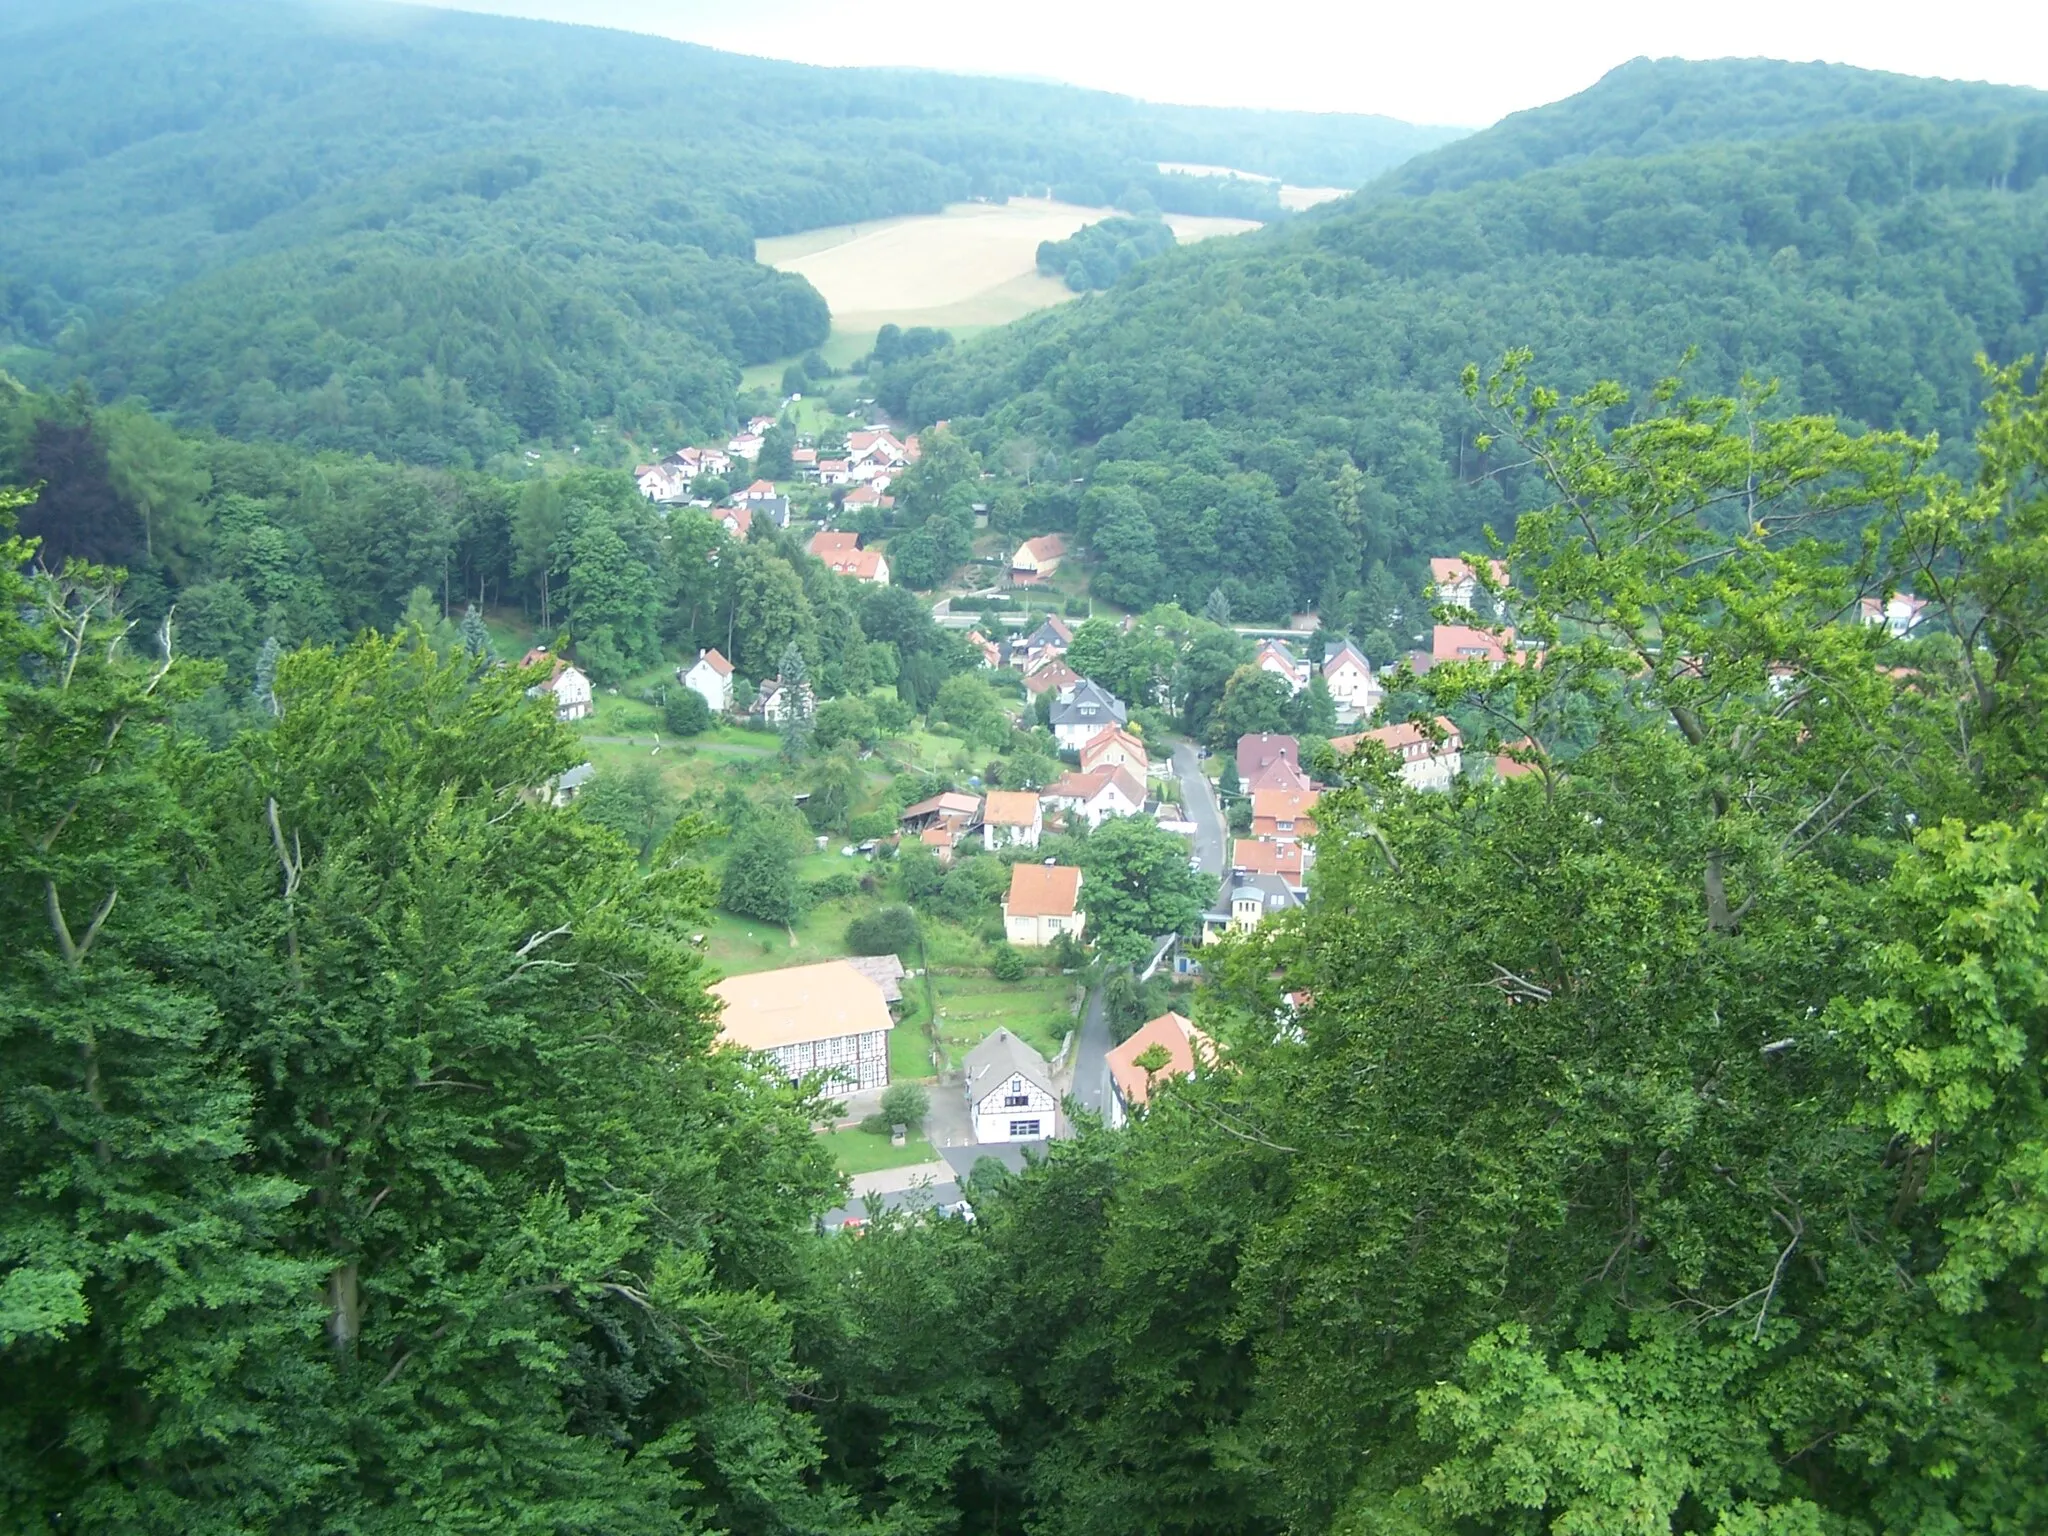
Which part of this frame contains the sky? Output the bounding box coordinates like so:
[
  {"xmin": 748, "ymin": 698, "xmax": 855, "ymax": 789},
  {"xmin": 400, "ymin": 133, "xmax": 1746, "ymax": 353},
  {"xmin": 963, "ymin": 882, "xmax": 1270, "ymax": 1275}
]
[{"xmin": 393, "ymin": 0, "xmax": 2048, "ymax": 127}]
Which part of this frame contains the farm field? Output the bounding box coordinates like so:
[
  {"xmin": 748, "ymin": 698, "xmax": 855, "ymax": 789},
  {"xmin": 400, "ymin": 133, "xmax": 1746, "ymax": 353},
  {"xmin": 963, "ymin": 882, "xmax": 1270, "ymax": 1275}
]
[{"xmin": 756, "ymin": 198, "xmax": 1260, "ymax": 337}]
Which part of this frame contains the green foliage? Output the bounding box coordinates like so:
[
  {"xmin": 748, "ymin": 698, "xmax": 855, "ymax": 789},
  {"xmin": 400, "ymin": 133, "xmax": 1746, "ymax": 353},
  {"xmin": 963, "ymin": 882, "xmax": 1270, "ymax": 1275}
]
[
  {"xmin": 1036, "ymin": 215, "xmax": 1178, "ymax": 291},
  {"xmin": 1208, "ymin": 664, "xmax": 1293, "ymax": 748},
  {"xmin": 880, "ymin": 1082, "xmax": 930, "ymax": 1130},
  {"xmin": 663, "ymin": 686, "xmax": 713, "ymax": 735},
  {"xmin": 576, "ymin": 759, "xmax": 679, "ymax": 857},
  {"xmin": 885, "ymin": 62, "xmax": 2048, "ymax": 630},
  {"xmin": 991, "ymin": 942, "xmax": 1028, "ymax": 981},
  {"xmin": 846, "ymin": 904, "xmax": 921, "ymax": 958},
  {"xmin": 720, "ymin": 811, "xmax": 803, "ymax": 924},
  {"xmin": 0, "ymin": 595, "xmax": 844, "ymax": 1528},
  {"xmin": 1077, "ymin": 815, "xmax": 1214, "ymax": 964},
  {"xmin": 0, "ymin": 0, "xmax": 1452, "ymax": 462}
]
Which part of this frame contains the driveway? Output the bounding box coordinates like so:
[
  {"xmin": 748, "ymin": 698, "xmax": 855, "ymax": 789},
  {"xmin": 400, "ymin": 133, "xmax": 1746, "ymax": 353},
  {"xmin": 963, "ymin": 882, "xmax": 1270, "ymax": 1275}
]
[{"xmin": 1171, "ymin": 740, "xmax": 1227, "ymax": 875}]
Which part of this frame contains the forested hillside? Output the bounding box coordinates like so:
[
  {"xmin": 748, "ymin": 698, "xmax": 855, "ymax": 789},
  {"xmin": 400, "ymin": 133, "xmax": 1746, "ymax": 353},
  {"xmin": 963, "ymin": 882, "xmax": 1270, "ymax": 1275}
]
[
  {"xmin": 0, "ymin": 0, "xmax": 1456, "ymax": 466},
  {"xmin": 878, "ymin": 60, "xmax": 2048, "ymax": 630}
]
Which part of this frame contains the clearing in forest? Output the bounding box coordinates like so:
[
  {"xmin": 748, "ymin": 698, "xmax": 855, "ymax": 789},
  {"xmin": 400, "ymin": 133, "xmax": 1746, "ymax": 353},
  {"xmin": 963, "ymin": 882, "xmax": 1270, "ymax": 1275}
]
[{"xmin": 756, "ymin": 198, "xmax": 1260, "ymax": 336}]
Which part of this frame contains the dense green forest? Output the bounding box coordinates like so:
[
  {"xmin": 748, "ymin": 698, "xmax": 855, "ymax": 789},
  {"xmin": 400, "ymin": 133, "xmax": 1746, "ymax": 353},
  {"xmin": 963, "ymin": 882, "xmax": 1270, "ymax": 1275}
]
[
  {"xmin": 1037, "ymin": 216, "xmax": 1179, "ymax": 291},
  {"xmin": 9, "ymin": 31, "xmax": 2048, "ymax": 1536},
  {"xmin": 0, "ymin": 376, "xmax": 992, "ymax": 714},
  {"xmin": 878, "ymin": 59, "xmax": 2048, "ymax": 628},
  {"xmin": 5, "ymin": 352, "xmax": 2046, "ymax": 1532},
  {"xmin": 0, "ymin": 0, "xmax": 1455, "ymax": 466}
]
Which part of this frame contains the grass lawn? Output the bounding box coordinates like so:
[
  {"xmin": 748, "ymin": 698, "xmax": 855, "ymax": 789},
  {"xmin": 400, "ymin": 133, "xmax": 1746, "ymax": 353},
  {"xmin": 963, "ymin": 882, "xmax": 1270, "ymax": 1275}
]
[
  {"xmin": 703, "ymin": 902, "xmax": 860, "ymax": 976},
  {"xmin": 819, "ymin": 1124, "xmax": 937, "ymax": 1177},
  {"xmin": 930, "ymin": 971, "xmax": 1079, "ymax": 1068}
]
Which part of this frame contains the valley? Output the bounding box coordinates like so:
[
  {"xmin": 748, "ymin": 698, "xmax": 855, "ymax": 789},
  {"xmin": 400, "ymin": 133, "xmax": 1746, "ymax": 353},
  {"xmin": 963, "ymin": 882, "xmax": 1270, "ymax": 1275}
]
[{"xmin": 4, "ymin": 5, "xmax": 2048, "ymax": 1533}]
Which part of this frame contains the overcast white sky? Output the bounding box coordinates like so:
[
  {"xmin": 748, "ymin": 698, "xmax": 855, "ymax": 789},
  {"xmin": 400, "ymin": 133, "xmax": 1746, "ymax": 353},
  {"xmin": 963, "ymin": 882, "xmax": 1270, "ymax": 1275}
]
[{"xmin": 398, "ymin": 0, "xmax": 2048, "ymax": 127}]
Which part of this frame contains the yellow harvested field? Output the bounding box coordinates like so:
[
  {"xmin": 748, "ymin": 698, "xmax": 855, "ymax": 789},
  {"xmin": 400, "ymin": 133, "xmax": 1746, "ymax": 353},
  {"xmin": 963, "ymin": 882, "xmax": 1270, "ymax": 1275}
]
[{"xmin": 757, "ymin": 198, "xmax": 1259, "ymax": 333}]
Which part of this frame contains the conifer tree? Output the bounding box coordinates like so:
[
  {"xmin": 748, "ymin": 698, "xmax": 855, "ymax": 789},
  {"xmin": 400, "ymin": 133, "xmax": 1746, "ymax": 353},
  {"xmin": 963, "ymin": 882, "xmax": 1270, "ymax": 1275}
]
[
  {"xmin": 777, "ymin": 639, "xmax": 813, "ymax": 762},
  {"xmin": 251, "ymin": 633, "xmax": 283, "ymax": 715},
  {"xmin": 458, "ymin": 602, "xmax": 493, "ymax": 660}
]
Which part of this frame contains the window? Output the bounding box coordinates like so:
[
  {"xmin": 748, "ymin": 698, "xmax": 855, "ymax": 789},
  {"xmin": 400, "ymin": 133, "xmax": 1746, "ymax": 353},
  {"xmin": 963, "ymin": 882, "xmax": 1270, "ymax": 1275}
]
[
  {"xmin": 1008, "ymin": 1119, "xmax": 1042, "ymax": 1138},
  {"xmin": 1004, "ymin": 1093, "xmax": 1031, "ymax": 1108}
]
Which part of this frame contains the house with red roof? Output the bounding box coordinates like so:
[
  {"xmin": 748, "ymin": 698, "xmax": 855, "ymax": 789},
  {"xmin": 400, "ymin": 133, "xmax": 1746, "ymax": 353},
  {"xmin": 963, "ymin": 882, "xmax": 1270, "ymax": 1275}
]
[
  {"xmin": 808, "ymin": 530, "xmax": 891, "ymax": 585},
  {"xmin": 1010, "ymin": 535, "xmax": 1067, "ymax": 585},
  {"xmin": 521, "ymin": 648, "xmax": 593, "ymax": 722},
  {"xmin": 680, "ymin": 648, "xmax": 734, "ymax": 714},
  {"xmin": 1042, "ymin": 766, "xmax": 1146, "ymax": 829},
  {"xmin": 1250, "ymin": 788, "xmax": 1319, "ymax": 843},
  {"xmin": 1079, "ymin": 725, "xmax": 1148, "ymax": 776},
  {"xmin": 1105, "ymin": 1011, "xmax": 1214, "ymax": 1128},
  {"xmin": 1430, "ymin": 556, "xmax": 1510, "ymax": 614},
  {"xmin": 1335, "ymin": 717, "xmax": 1464, "ymax": 792}
]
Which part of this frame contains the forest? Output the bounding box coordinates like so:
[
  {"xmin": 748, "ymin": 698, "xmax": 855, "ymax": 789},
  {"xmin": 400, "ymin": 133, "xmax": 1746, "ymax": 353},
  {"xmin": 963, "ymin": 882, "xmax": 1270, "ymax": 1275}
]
[
  {"xmin": 878, "ymin": 59, "xmax": 2048, "ymax": 631},
  {"xmin": 1037, "ymin": 216, "xmax": 1180, "ymax": 292},
  {"xmin": 7, "ymin": 31, "xmax": 2048, "ymax": 1536},
  {"xmin": 0, "ymin": 0, "xmax": 1455, "ymax": 465},
  {"xmin": 5, "ymin": 350, "xmax": 2046, "ymax": 1533}
]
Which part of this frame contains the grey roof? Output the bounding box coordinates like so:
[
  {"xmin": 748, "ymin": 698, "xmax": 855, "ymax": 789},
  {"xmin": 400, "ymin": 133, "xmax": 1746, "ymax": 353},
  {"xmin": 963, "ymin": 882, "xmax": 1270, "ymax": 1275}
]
[
  {"xmin": 1047, "ymin": 677, "xmax": 1128, "ymax": 728},
  {"xmin": 941, "ymin": 1142, "xmax": 1043, "ymax": 1181},
  {"xmin": 1323, "ymin": 638, "xmax": 1372, "ymax": 673},
  {"xmin": 557, "ymin": 762, "xmax": 596, "ymax": 791},
  {"xmin": 843, "ymin": 954, "xmax": 906, "ymax": 1003},
  {"xmin": 965, "ymin": 1027, "xmax": 1054, "ymax": 1095},
  {"xmin": 1209, "ymin": 873, "xmax": 1300, "ymax": 921}
]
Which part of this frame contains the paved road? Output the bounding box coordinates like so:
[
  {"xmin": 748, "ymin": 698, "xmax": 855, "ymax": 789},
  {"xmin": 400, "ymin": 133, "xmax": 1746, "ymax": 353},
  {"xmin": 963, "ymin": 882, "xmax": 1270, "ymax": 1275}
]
[
  {"xmin": 1068, "ymin": 980, "xmax": 1111, "ymax": 1117},
  {"xmin": 1171, "ymin": 741, "xmax": 1227, "ymax": 875}
]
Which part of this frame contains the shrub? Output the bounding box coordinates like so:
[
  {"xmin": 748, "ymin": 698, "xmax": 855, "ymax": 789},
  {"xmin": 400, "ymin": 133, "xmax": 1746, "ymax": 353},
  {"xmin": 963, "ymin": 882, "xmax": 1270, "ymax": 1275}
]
[
  {"xmin": 1065, "ymin": 596, "xmax": 1091, "ymax": 618},
  {"xmin": 847, "ymin": 811, "xmax": 895, "ymax": 842},
  {"xmin": 857, "ymin": 1113, "xmax": 891, "ymax": 1136},
  {"xmin": 880, "ymin": 1082, "xmax": 929, "ymax": 1130},
  {"xmin": 846, "ymin": 904, "xmax": 920, "ymax": 957},
  {"xmin": 664, "ymin": 687, "xmax": 713, "ymax": 736},
  {"xmin": 991, "ymin": 943, "xmax": 1027, "ymax": 981},
  {"xmin": 806, "ymin": 871, "xmax": 861, "ymax": 903}
]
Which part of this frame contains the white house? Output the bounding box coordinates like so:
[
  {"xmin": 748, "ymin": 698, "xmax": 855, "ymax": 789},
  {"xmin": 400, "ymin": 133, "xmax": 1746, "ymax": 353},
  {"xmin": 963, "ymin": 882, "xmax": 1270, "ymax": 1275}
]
[
  {"xmin": 1003, "ymin": 863, "xmax": 1084, "ymax": 948},
  {"xmin": 681, "ymin": 648, "xmax": 733, "ymax": 714},
  {"xmin": 1430, "ymin": 556, "xmax": 1510, "ymax": 615},
  {"xmin": 1042, "ymin": 766, "xmax": 1145, "ymax": 829},
  {"xmin": 756, "ymin": 678, "xmax": 812, "ymax": 726},
  {"xmin": 1338, "ymin": 717, "xmax": 1464, "ymax": 792},
  {"xmin": 1255, "ymin": 638, "xmax": 1309, "ymax": 695},
  {"xmin": 522, "ymin": 649, "xmax": 592, "ymax": 722},
  {"xmin": 1048, "ymin": 678, "xmax": 1128, "ymax": 751},
  {"xmin": 1105, "ymin": 1011, "xmax": 1212, "ymax": 1129},
  {"xmin": 1078, "ymin": 725, "xmax": 1149, "ymax": 777},
  {"xmin": 1860, "ymin": 592, "xmax": 1927, "ymax": 637},
  {"xmin": 727, "ymin": 432, "xmax": 764, "ymax": 461},
  {"xmin": 981, "ymin": 790, "xmax": 1043, "ymax": 851},
  {"xmin": 711, "ymin": 960, "xmax": 895, "ymax": 1092},
  {"xmin": 964, "ymin": 1028, "xmax": 1059, "ymax": 1143},
  {"xmin": 1321, "ymin": 640, "xmax": 1380, "ymax": 725}
]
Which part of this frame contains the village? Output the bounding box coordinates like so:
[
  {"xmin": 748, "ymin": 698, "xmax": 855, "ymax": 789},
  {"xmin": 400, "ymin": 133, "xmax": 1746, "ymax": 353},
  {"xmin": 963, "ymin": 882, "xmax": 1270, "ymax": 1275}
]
[{"xmin": 511, "ymin": 415, "xmax": 1941, "ymax": 1226}]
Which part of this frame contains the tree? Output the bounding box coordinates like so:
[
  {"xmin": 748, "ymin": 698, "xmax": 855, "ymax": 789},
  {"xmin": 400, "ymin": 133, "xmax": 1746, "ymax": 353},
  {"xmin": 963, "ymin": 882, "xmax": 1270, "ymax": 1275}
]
[
  {"xmin": 777, "ymin": 639, "xmax": 814, "ymax": 762},
  {"xmin": 1201, "ymin": 587, "xmax": 1232, "ymax": 627},
  {"xmin": 1290, "ymin": 674, "xmax": 1338, "ymax": 736},
  {"xmin": 880, "ymin": 1082, "xmax": 929, "ymax": 1131},
  {"xmin": 399, "ymin": 583, "xmax": 458, "ymax": 653},
  {"xmin": 847, "ymin": 904, "xmax": 920, "ymax": 957},
  {"xmin": 511, "ymin": 477, "xmax": 567, "ymax": 632},
  {"xmin": 566, "ymin": 516, "xmax": 661, "ymax": 683},
  {"xmin": 1207, "ymin": 665, "xmax": 1292, "ymax": 749},
  {"xmin": 721, "ymin": 812, "xmax": 804, "ymax": 924},
  {"xmin": 251, "ymin": 634, "xmax": 283, "ymax": 715},
  {"xmin": 895, "ymin": 840, "xmax": 945, "ymax": 908},
  {"xmin": 991, "ymin": 942, "xmax": 1027, "ymax": 980},
  {"xmin": 759, "ymin": 423, "xmax": 796, "ymax": 479},
  {"xmin": 576, "ymin": 759, "xmax": 678, "ymax": 858},
  {"xmin": 458, "ymin": 602, "xmax": 493, "ymax": 659},
  {"xmin": 814, "ymin": 695, "xmax": 879, "ymax": 752},
  {"xmin": 1077, "ymin": 815, "xmax": 1214, "ymax": 965},
  {"xmin": 664, "ymin": 686, "xmax": 713, "ymax": 735}
]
